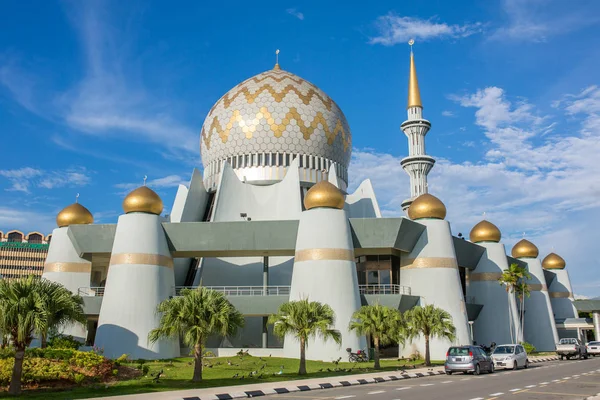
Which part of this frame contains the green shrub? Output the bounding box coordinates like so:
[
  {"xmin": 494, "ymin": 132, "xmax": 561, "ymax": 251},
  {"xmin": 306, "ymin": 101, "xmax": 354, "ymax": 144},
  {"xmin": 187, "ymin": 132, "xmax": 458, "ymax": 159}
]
[
  {"xmin": 74, "ymin": 373, "xmax": 85, "ymax": 384},
  {"xmin": 26, "ymin": 348, "xmax": 75, "ymax": 360},
  {"xmin": 70, "ymin": 351, "xmax": 105, "ymax": 369},
  {"xmin": 0, "ymin": 348, "xmax": 14, "ymax": 360},
  {"xmin": 115, "ymin": 354, "xmax": 129, "ymax": 363},
  {"xmin": 142, "ymin": 365, "xmax": 150, "ymax": 376},
  {"xmin": 520, "ymin": 341, "xmax": 536, "ymax": 354},
  {"xmin": 203, "ymin": 350, "xmax": 216, "ymax": 357},
  {"xmin": 112, "ymin": 369, "xmax": 119, "ymax": 376},
  {"xmin": 48, "ymin": 334, "xmax": 81, "ymax": 350}
]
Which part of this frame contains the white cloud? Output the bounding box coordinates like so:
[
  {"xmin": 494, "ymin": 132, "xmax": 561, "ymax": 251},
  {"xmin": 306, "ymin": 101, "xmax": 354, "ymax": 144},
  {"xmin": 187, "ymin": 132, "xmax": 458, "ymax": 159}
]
[
  {"xmin": 114, "ymin": 174, "xmax": 186, "ymax": 191},
  {"xmin": 286, "ymin": 8, "xmax": 304, "ymax": 21},
  {"xmin": 349, "ymin": 85, "xmax": 600, "ymax": 297},
  {"xmin": 369, "ymin": 14, "xmax": 484, "ymax": 45},
  {"xmin": 0, "ymin": 207, "xmax": 56, "ymax": 235},
  {"xmin": 0, "ymin": 167, "xmax": 91, "ymax": 193},
  {"xmin": 442, "ymin": 110, "xmax": 454, "ymax": 117}
]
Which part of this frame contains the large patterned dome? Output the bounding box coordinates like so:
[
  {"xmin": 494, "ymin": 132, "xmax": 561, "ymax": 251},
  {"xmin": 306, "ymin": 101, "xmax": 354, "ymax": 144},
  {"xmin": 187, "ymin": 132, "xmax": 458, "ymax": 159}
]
[{"xmin": 200, "ymin": 64, "xmax": 351, "ymax": 190}]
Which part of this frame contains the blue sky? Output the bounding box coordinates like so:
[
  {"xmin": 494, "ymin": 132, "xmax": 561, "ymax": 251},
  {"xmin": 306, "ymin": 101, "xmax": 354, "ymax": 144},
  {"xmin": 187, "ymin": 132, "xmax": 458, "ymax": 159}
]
[{"xmin": 1, "ymin": 0, "xmax": 599, "ymax": 296}]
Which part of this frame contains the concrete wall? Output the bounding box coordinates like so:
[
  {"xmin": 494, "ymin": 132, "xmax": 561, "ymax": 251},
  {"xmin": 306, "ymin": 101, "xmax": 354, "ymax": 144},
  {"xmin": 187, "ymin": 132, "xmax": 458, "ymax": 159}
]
[
  {"xmin": 345, "ymin": 179, "xmax": 382, "ymax": 218},
  {"xmin": 547, "ymin": 269, "xmax": 578, "ymax": 320}
]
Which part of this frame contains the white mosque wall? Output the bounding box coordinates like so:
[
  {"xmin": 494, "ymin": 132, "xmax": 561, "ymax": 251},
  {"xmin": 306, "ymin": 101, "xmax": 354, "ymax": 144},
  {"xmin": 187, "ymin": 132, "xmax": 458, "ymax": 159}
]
[
  {"xmin": 95, "ymin": 213, "xmax": 179, "ymax": 360},
  {"xmin": 42, "ymin": 226, "xmax": 92, "ymax": 341},
  {"xmin": 468, "ymin": 242, "xmax": 521, "ymax": 346},
  {"xmin": 400, "ymin": 219, "xmax": 471, "ymax": 360},
  {"xmin": 522, "ymin": 258, "xmax": 560, "ymax": 351},
  {"xmin": 284, "ymin": 207, "xmax": 366, "ymax": 361},
  {"xmin": 547, "ymin": 269, "xmax": 578, "ymax": 320},
  {"xmin": 345, "ymin": 179, "xmax": 382, "ymax": 219}
]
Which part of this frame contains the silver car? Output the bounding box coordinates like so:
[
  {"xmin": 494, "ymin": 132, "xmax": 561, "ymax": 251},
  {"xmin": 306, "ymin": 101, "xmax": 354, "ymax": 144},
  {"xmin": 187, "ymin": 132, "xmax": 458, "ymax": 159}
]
[
  {"xmin": 444, "ymin": 345, "xmax": 494, "ymax": 375},
  {"xmin": 492, "ymin": 344, "xmax": 529, "ymax": 370},
  {"xmin": 587, "ymin": 341, "xmax": 600, "ymax": 356}
]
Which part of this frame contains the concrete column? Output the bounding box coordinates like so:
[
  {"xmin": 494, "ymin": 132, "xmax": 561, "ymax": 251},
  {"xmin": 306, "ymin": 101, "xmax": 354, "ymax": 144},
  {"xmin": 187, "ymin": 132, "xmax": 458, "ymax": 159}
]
[
  {"xmin": 263, "ymin": 256, "xmax": 269, "ymax": 295},
  {"xmin": 262, "ymin": 316, "xmax": 268, "ymax": 348},
  {"xmin": 594, "ymin": 312, "xmax": 600, "ymax": 341}
]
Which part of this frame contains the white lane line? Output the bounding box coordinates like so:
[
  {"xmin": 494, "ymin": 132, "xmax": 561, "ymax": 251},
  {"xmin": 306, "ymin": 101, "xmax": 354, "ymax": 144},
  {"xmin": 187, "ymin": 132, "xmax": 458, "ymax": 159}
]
[
  {"xmin": 509, "ymin": 388, "xmax": 522, "ymax": 392},
  {"xmin": 525, "ymin": 384, "xmax": 537, "ymax": 388},
  {"xmin": 552, "ymin": 379, "xmax": 561, "ymax": 382},
  {"xmin": 420, "ymin": 384, "xmax": 434, "ymax": 387},
  {"xmin": 469, "ymin": 398, "xmax": 484, "ymax": 400},
  {"xmin": 490, "ymin": 393, "xmax": 504, "ymax": 396},
  {"xmin": 540, "ymin": 382, "xmax": 549, "ymax": 385},
  {"xmin": 335, "ymin": 396, "xmax": 356, "ymax": 399},
  {"xmin": 461, "ymin": 377, "xmax": 471, "ymax": 381},
  {"xmin": 563, "ymin": 377, "xmax": 571, "ymax": 379},
  {"xmin": 367, "ymin": 390, "xmax": 385, "ymax": 395},
  {"xmin": 395, "ymin": 387, "xmax": 411, "ymax": 391},
  {"xmin": 573, "ymin": 374, "xmax": 580, "ymax": 377},
  {"xmin": 442, "ymin": 380, "xmax": 453, "ymax": 383}
]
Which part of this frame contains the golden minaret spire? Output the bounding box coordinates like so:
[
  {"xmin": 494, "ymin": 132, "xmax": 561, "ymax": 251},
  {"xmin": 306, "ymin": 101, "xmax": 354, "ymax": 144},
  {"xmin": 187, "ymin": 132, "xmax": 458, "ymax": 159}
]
[{"xmin": 407, "ymin": 39, "xmax": 423, "ymax": 109}]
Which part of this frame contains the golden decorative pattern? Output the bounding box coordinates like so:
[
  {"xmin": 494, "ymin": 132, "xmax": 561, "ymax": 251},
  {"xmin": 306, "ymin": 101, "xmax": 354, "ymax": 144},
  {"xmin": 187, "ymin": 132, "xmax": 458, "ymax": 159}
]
[
  {"xmin": 43, "ymin": 262, "xmax": 91, "ymax": 273},
  {"xmin": 221, "ymin": 84, "xmax": 333, "ymax": 111},
  {"xmin": 469, "ymin": 220, "xmax": 501, "ymax": 243},
  {"xmin": 527, "ymin": 283, "xmax": 547, "ymax": 291},
  {"xmin": 470, "ymin": 272, "xmax": 503, "ymax": 281},
  {"xmin": 542, "ymin": 253, "xmax": 566, "ymax": 270},
  {"xmin": 511, "ymin": 239, "xmax": 539, "ymax": 258},
  {"xmin": 407, "ymin": 193, "xmax": 447, "ymax": 220},
  {"xmin": 294, "ymin": 248, "xmax": 355, "ymax": 262},
  {"xmin": 401, "ymin": 257, "xmax": 458, "ymax": 269},
  {"xmin": 304, "ymin": 181, "xmax": 345, "ymax": 210},
  {"xmin": 549, "ymin": 291, "xmax": 573, "ymax": 298},
  {"xmin": 123, "ymin": 186, "xmax": 163, "ymax": 215},
  {"xmin": 202, "ymin": 107, "xmax": 351, "ymax": 151},
  {"xmin": 56, "ymin": 203, "xmax": 94, "ymax": 228},
  {"xmin": 109, "ymin": 253, "xmax": 174, "ymax": 268}
]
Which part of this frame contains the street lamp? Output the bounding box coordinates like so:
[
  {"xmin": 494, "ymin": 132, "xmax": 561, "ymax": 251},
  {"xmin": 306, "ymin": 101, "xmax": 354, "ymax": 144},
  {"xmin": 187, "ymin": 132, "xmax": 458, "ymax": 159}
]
[{"xmin": 468, "ymin": 321, "xmax": 475, "ymax": 344}]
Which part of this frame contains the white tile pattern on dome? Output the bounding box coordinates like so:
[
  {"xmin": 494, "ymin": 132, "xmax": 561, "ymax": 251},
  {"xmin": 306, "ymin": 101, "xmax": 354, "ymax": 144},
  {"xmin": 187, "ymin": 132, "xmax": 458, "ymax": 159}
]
[{"xmin": 200, "ymin": 67, "xmax": 352, "ymax": 188}]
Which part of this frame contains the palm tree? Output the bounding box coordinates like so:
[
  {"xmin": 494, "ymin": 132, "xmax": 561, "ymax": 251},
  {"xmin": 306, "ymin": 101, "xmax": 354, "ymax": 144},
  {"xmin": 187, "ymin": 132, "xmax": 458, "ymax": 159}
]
[
  {"xmin": 498, "ymin": 263, "xmax": 531, "ymax": 342},
  {"xmin": 0, "ymin": 276, "xmax": 48, "ymax": 395},
  {"xmin": 37, "ymin": 279, "xmax": 86, "ymax": 348},
  {"xmin": 406, "ymin": 305, "xmax": 456, "ymax": 366},
  {"xmin": 268, "ymin": 299, "xmax": 341, "ymax": 375},
  {"xmin": 349, "ymin": 304, "xmax": 405, "ymax": 369},
  {"xmin": 148, "ymin": 287, "xmax": 244, "ymax": 382}
]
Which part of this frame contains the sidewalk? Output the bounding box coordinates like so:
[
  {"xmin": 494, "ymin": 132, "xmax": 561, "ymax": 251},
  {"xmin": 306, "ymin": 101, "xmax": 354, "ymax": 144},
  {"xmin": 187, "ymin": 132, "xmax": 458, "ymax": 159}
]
[{"xmin": 93, "ymin": 355, "xmax": 559, "ymax": 400}]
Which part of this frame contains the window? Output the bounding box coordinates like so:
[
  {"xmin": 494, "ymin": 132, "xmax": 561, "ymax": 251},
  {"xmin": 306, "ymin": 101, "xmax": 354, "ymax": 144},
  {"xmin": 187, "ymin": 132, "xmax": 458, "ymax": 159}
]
[
  {"xmin": 27, "ymin": 234, "xmax": 43, "ymax": 243},
  {"xmin": 448, "ymin": 347, "xmax": 469, "ymax": 356},
  {"xmin": 379, "ymin": 270, "xmax": 391, "ymax": 285},
  {"xmin": 367, "ymin": 271, "xmax": 379, "ymax": 285},
  {"xmin": 7, "ymin": 232, "xmax": 23, "ymax": 242}
]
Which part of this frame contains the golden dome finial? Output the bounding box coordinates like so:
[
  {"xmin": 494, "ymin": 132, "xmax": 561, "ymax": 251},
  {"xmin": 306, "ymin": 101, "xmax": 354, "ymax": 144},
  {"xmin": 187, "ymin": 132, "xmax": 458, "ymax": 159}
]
[
  {"xmin": 542, "ymin": 252, "xmax": 566, "ymax": 270},
  {"xmin": 56, "ymin": 200, "xmax": 94, "ymax": 228},
  {"xmin": 407, "ymin": 39, "xmax": 422, "ymax": 109},
  {"xmin": 470, "ymin": 220, "xmax": 501, "ymax": 243},
  {"xmin": 511, "ymin": 238, "xmax": 539, "ymax": 258},
  {"xmin": 304, "ymin": 180, "xmax": 345, "ymax": 210},
  {"xmin": 274, "ymin": 49, "xmax": 281, "ymax": 70},
  {"xmin": 123, "ymin": 184, "xmax": 163, "ymax": 215},
  {"xmin": 407, "ymin": 193, "xmax": 446, "ymax": 220}
]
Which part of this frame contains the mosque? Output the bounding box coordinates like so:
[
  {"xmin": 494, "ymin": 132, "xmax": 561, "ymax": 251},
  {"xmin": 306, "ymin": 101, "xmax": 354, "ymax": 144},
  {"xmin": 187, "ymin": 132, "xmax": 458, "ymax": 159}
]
[{"xmin": 41, "ymin": 47, "xmax": 599, "ymax": 361}]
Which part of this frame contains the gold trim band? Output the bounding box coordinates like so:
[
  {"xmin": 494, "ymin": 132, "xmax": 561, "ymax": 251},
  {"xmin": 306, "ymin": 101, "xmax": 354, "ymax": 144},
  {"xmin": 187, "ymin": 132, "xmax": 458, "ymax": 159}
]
[
  {"xmin": 402, "ymin": 257, "xmax": 458, "ymax": 270},
  {"xmin": 109, "ymin": 253, "xmax": 174, "ymax": 268},
  {"xmin": 527, "ymin": 283, "xmax": 548, "ymax": 291},
  {"xmin": 294, "ymin": 248, "xmax": 355, "ymax": 262},
  {"xmin": 549, "ymin": 291, "xmax": 573, "ymax": 298},
  {"xmin": 470, "ymin": 272, "xmax": 503, "ymax": 281},
  {"xmin": 43, "ymin": 262, "xmax": 91, "ymax": 273}
]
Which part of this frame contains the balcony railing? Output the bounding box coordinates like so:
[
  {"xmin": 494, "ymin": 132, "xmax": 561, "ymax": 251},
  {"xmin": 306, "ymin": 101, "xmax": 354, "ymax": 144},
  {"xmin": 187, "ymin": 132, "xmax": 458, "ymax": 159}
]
[
  {"xmin": 78, "ymin": 287, "xmax": 105, "ymax": 297},
  {"xmin": 358, "ymin": 284, "xmax": 411, "ymax": 295},
  {"xmin": 174, "ymin": 286, "xmax": 291, "ymax": 297}
]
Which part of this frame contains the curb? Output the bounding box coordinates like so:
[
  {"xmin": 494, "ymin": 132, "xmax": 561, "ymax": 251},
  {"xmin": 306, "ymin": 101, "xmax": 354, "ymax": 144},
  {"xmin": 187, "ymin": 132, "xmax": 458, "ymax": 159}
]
[{"xmin": 180, "ymin": 357, "xmax": 560, "ymax": 399}]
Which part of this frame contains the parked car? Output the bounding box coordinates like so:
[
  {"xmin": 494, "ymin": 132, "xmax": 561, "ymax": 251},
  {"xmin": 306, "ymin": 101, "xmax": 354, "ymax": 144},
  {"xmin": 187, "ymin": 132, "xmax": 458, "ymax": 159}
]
[
  {"xmin": 445, "ymin": 345, "xmax": 494, "ymax": 375},
  {"xmin": 556, "ymin": 338, "xmax": 588, "ymax": 360},
  {"xmin": 491, "ymin": 344, "xmax": 529, "ymax": 370},
  {"xmin": 586, "ymin": 341, "xmax": 600, "ymax": 356}
]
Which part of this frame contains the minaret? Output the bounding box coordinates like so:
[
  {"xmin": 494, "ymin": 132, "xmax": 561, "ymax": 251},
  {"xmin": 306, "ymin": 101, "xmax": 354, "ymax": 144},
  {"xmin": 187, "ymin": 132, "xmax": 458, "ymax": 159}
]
[{"xmin": 401, "ymin": 41, "xmax": 435, "ymax": 212}]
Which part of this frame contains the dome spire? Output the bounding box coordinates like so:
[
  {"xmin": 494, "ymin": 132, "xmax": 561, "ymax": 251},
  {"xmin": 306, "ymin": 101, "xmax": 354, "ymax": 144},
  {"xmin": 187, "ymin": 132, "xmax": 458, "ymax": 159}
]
[
  {"xmin": 274, "ymin": 49, "xmax": 281, "ymax": 70},
  {"xmin": 407, "ymin": 39, "xmax": 422, "ymax": 109}
]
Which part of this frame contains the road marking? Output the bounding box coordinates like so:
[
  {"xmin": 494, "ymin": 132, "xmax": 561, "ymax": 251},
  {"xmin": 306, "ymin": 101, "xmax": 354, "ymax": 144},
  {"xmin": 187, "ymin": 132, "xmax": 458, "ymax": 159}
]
[
  {"xmin": 563, "ymin": 377, "xmax": 571, "ymax": 379},
  {"xmin": 420, "ymin": 383, "xmax": 434, "ymax": 387},
  {"xmin": 335, "ymin": 396, "xmax": 356, "ymax": 399},
  {"xmin": 395, "ymin": 387, "xmax": 411, "ymax": 391},
  {"xmin": 526, "ymin": 391, "xmax": 588, "ymax": 397},
  {"xmin": 539, "ymin": 382, "xmax": 549, "ymax": 385},
  {"xmin": 509, "ymin": 388, "xmax": 521, "ymax": 391},
  {"xmin": 469, "ymin": 398, "xmax": 484, "ymax": 400},
  {"xmin": 461, "ymin": 377, "xmax": 471, "ymax": 381},
  {"xmin": 552, "ymin": 379, "xmax": 562, "ymax": 382},
  {"xmin": 367, "ymin": 390, "xmax": 385, "ymax": 394},
  {"xmin": 525, "ymin": 384, "xmax": 537, "ymax": 388},
  {"xmin": 441, "ymin": 380, "xmax": 452, "ymax": 383},
  {"xmin": 490, "ymin": 392, "xmax": 504, "ymax": 396}
]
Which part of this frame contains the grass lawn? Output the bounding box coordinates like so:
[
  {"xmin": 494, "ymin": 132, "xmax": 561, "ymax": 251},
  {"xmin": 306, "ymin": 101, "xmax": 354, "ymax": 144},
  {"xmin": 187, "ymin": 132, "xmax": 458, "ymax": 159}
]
[
  {"xmin": 530, "ymin": 351, "xmax": 557, "ymax": 357},
  {"xmin": 1, "ymin": 355, "xmax": 443, "ymax": 399}
]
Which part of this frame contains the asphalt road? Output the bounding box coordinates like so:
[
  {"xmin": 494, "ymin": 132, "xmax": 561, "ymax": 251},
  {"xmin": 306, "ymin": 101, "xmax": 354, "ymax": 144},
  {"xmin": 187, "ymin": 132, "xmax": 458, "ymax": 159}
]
[{"xmin": 267, "ymin": 357, "xmax": 600, "ymax": 400}]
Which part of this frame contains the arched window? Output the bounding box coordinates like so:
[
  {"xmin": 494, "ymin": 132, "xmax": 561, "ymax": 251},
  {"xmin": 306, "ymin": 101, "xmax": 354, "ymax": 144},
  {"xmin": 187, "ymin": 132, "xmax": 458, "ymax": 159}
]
[
  {"xmin": 7, "ymin": 231, "xmax": 24, "ymax": 242},
  {"xmin": 27, "ymin": 233, "xmax": 43, "ymax": 243}
]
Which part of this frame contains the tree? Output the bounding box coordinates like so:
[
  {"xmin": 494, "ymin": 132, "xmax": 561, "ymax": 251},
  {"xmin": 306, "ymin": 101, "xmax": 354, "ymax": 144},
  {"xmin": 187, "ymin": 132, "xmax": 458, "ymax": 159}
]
[
  {"xmin": 37, "ymin": 279, "xmax": 86, "ymax": 348},
  {"xmin": 268, "ymin": 299, "xmax": 341, "ymax": 375},
  {"xmin": 406, "ymin": 305, "xmax": 456, "ymax": 366},
  {"xmin": 0, "ymin": 276, "xmax": 48, "ymax": 395},
  {"xmin": 148, "ymin": 287, "xmax": 244, "ymax": 382},
  {"xmin": 349, "ymin": 304, "xmax": 405, "ymax": 369},
  {"xmin": 498, "ymin": 263, "xmax": 531, "ymax": 342}
]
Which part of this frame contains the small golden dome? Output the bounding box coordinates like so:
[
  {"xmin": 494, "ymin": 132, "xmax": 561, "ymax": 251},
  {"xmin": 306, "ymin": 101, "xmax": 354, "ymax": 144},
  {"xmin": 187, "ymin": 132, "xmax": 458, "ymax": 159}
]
[
  {"xmin": 304, "ymin": 181, "xmax": 345, "ymax": 210},
  {"xmin": 511, "ymin": 239, "xmax": 539, "ymax": 258},
  {"xmin": 123, "ymin": 186, "xmax": 163, "ymax": 215},
  {"xmin": 56, "ymin": 203, "xmax": 94, "ymax": 227},
  {"xmin": 542, "ymin": 253, "xmax": 566, "ymax": 270},
  {"xmin": 407, "ymin": 193, "xmax": 446, "ymax": 220},
  {"xmin": 470, "ymin": 220, "xmax": 501, "ymax": 243}
]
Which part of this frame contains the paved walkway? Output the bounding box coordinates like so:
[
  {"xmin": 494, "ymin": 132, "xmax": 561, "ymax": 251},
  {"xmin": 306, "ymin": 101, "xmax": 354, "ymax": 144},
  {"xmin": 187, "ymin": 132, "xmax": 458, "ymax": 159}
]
[{"xmin": 90, "ymin": 356, "xmax": 559, "ymax": 400}]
